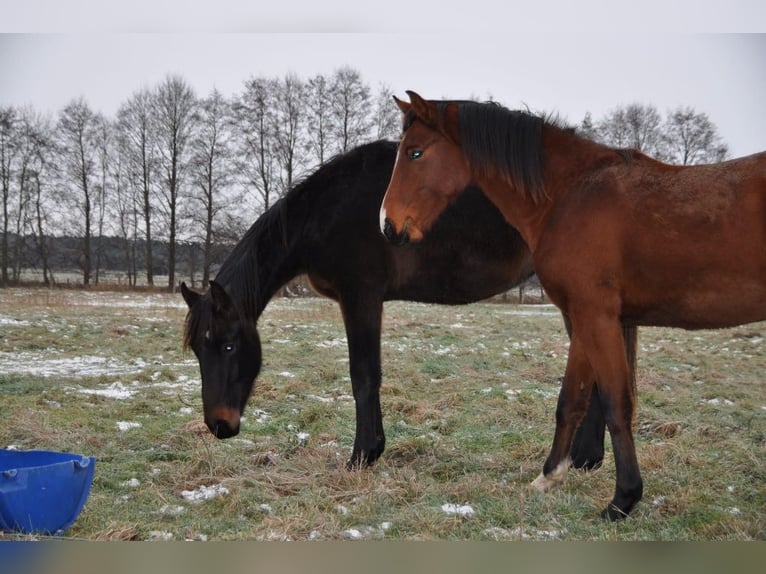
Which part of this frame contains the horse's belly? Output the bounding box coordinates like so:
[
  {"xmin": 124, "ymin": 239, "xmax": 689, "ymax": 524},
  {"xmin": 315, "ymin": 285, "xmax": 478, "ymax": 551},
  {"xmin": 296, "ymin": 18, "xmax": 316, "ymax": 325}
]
[{"xmin": 623, "ymin": 283, "xmax": 766, "ymax": 329}]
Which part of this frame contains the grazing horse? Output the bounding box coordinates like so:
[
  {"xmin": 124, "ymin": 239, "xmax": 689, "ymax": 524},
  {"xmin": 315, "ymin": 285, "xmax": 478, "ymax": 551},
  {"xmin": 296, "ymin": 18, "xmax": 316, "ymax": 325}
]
[
  {"xmin": 181, "ymin": 140, "xmax": 637, "ymax": 470},
  {"xmin": 380, "ymin": 91, "xmax": 766, "ymax": 519}
]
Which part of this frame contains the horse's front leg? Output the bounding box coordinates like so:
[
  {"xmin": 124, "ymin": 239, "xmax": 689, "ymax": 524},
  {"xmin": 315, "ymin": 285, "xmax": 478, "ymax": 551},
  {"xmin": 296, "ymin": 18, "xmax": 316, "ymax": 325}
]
[
  {"xmin": 341, "ymin": 296, "xmax": 386, "ymax": 469},
  {"xmin": 571, "ymin": 312, "xmax": 643, "ymax": 519},
  {"xmin": 566, "ymin": 318, "xmax": 638, "ymax": 471},
  {"xmin": 532, "ymin": 329, "xmax": 596, "ymax": 491}
]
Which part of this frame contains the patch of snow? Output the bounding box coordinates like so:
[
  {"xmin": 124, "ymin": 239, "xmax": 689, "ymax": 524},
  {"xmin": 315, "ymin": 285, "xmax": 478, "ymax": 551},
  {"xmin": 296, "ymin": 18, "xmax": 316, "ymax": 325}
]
[
  {"xmin": 307, "ymin": 394, "xmax": 335, "ymax": 403},
  {"xmin": 79, "ymin": 383, "xmax": 137, "ymax": 400},
  {"xmin": 702, "ymin": 398, "xmax": 735, "ymax": 406},
  {"xmin": 0, "ymin": 316, "xmax": 30, "ymax": 326},
  {"xmin": 116, "ymin": 421, "xmax": 141, "ymax": 431},
  {"xmin": 484, "ymin": 526, "xmax": 561, "ymax": 540},
  {"xmin": 316, "ymin": 337, "xmax": 346, "ymax": 348},
  {"xmin": 148, "ymin": 531, "xmax": 174, "ymax": 540},
  {"xmin": 0, "ymin": 352, "xmax": 145, "ymax": 379},
  {"xmin": 296, "ymin": 432, "xmax": 310, "ymax": 443},
  {"xmin": 441, "ymin": 503, "xmax": 475, "ymax": 518},
  {"xmin": 180, "ymin": 483, "xmax": 230, "ymax": 504},
  {"xmin": 121, "ymin": 478, "xmax": 141, "ymax": 488},
  {"xmin": 336, "ymin": 505, "xmax": 349, "ymax": 516},
  {"xmin": 499, "ymin": 305, "xmax": 558, "ymax": 317},
  {"xmin": 159, "ymin": 505, "xmax": 186, "ymax": 516},
  {"xmin": 341, "ymin": 529, "xmax": 364, "ymax": 540}
]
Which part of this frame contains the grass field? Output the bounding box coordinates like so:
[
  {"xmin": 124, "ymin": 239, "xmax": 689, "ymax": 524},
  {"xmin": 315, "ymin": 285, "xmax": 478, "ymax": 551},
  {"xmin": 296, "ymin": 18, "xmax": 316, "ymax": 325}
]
[{"xmin": 0, "ymin": 288, "xmax": 763, "ymax": 541}]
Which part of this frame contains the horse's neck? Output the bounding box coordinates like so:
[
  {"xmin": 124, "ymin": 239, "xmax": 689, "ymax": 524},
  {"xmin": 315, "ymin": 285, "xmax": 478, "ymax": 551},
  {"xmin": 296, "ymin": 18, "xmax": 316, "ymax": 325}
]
[
  {"xmin": 481, "ymin": 128, "xmax": 619, "ymax": 252},
  {"xmin": 221, "ymin": 202, "xmax": 305, "ymax": 322}
]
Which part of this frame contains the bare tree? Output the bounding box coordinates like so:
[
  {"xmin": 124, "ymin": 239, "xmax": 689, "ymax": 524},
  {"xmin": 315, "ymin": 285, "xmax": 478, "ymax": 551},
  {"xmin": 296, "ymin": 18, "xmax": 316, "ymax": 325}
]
[
  {"xmin": 189, "ymin": 88, "xmax": 233, "ymax": 285},
  {"xmin": 590, "ymin": 103, "xmax": 665, "ymax": 157},
  {"xmin": 0, "ymin": 106, "xmax": 18, "ymax": 285},
  {"xmin": 91, "ymin": 114, "xmax": 114, "ymax": 284},
  {"xmin": 117, "ymin": 88, "xmax": 157, "ymax": 286},
  {"xmin": 271, "ymin": 73, "xmax": 307, "ymax": 196},
  {"xmin": 28, "ymin": 133, "xmax": 56, "ymax": 286},
  {"xmin": 57, "ymin": 97, "xmax": 100, "ymax": 285},
  {"xmin": 112, "ymin": 139, "xmax": 140, "ymax": 287},
  {"xmin": 329, "ymin": 66, "xmax": 373, "ymax": 153},
  {"xmin": 233, "ymin": 76, "xmax": 278, "ymax": 214},
  {"xmin": 662, "ymin": 106, "xmax": 728, "ymax": 165},
  {"xmin": 582, "ymin": 103, "xmax": 729, "ymax": 166},
  {"xmin": 305, "ymin": 73, "xmax": 332, "ymax": 165},
  {"xmin": 153, "ymin": 74, "xmax": 197, "ymax": 291},
  {"xmin": 372, "ymin": 83, "xmax": 401, "ymax": 141}
]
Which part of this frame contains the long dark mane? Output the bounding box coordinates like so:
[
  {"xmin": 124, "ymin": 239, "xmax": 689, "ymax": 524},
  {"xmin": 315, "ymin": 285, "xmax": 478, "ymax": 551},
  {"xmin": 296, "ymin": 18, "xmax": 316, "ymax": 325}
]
[{"xmin": 449, "ymin": 101, "xmax": 554, "ymax": 203}]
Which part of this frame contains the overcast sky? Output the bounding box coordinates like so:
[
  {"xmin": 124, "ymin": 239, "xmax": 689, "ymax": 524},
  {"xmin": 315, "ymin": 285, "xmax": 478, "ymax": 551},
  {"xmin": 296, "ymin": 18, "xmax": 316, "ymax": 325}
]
[{"xmin": 1, "ymin": 1, "xmax": 764, "ymax": 158}]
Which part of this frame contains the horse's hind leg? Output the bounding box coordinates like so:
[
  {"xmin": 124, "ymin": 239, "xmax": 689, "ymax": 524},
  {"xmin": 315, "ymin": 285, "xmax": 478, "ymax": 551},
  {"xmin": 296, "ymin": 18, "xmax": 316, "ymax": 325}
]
[
  {"xmin": 341, "ymin": 295, "xmax": 386, "ymax": 469},
  {"xmin": 570, "ymin": 385, "xmax": 605, "ymax": 470}
]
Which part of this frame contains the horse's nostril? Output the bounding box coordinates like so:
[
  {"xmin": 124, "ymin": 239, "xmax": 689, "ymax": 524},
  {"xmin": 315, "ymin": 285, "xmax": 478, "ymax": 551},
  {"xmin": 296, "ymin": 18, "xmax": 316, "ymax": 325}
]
[
  {"xmin": 383, "ymin": 218, "xmax": 396, "ymax": 241},
  {"xmin": 383, "ymin": 218, "xmax": 410, "ymax": 245}
]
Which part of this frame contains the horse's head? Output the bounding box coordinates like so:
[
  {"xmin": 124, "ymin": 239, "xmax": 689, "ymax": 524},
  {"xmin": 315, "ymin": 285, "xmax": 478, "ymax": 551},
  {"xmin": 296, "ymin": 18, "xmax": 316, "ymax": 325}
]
[
  {"xmin": 380, "ymin": 90, "xmax": 471, "ymax": 244},
  {"xmin": 181, "ymin": 281, "xmax": 261, "ymax": 439}
]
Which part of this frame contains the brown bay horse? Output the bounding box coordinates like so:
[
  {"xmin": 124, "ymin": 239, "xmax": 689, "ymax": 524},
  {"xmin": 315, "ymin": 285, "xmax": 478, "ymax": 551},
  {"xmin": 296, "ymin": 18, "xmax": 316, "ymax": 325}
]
[
  {"xmin": 181, "ymin": 140, "xmax": 637, "ymax": 472},
  {"xmin": 380, "ymin": 91, "xmax": 766, "ymax": 519}
]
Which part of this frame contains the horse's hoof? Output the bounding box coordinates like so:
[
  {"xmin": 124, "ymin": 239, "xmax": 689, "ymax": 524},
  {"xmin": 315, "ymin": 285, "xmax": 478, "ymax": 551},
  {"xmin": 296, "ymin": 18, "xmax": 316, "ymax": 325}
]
[
  {"xmin": 531, "ymin": 457, "xmax": 571, "ymax": 492},
  {"xmin": 600, "ymin": 504, "xmax": 629, "ymax": 521}
]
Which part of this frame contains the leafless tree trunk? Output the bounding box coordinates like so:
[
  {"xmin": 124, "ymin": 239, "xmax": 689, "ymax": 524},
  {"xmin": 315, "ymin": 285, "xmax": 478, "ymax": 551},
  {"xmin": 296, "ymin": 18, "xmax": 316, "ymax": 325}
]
[
  {"xmin": 272, "ymin": 73, "xmax": 306, "ymax": 196},
  {"xmin": 189, "ymin": 88, "xmax": 232, "ymax": 285},
  {"xmin": 117, "ymin": 89, "xmax": 156, "ymax": 286},
  {"xmin": 305, "ymin": 74, "xmax": 332, "ymax": 165},
  {"xmin": 372, "ymin": 83, "xmax": 401, "ymax": 141},
  {"xmin": 153, "ymin": 74, "xmax": 196, "ymax": 292},
  {"xmin": 234, "ymin": 76, "xmax": 278, "ymax": 215},
  {"xmin": 57, "ymin": 97, "xmax": 100, "ymax": 286},
  {"xmin": 662, "ymin": 106, "xmax": 729, "ymax": 165},
  {"xmin": 0, "ymin": 107, "xmax": 18, "ymax": 285},
  {"xmin": 330, "ymin": 66, "xmax": 373, "ymax": 153}
]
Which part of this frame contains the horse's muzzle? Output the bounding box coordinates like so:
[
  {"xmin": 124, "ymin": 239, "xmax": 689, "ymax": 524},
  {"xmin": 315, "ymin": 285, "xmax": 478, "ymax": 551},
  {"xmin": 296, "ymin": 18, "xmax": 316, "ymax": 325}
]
[
  {"xmin": 382, "ymin": 218, "xmax": 410, "ymax": 245},
  {"xmin": 208, "ymin": 418, "xmax": 240, "ymax": 439},
  {"xmin": 206, "ymin": 405, "xmax": 241, "ymax": 439}
]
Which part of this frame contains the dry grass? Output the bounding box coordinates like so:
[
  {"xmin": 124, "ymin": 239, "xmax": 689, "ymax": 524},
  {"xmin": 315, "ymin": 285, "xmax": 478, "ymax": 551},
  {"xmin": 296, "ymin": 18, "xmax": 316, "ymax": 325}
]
[{"xmin": 0, "ymin": 288, "xmax": 764, "ymax": 540}]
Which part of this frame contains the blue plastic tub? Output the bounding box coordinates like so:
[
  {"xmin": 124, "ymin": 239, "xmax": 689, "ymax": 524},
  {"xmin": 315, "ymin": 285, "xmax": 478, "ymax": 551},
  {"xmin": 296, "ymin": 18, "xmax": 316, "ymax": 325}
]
[{"xmin": 0, "ymin": 449, "xmax": 96, "ymax": 535}]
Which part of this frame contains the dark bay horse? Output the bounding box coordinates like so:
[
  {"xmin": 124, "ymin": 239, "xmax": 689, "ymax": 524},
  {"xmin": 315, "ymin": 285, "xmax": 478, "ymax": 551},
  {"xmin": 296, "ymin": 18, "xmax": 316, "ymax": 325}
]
[
  {"xmin": 380, "ymin": 91, "xmax": 766, "ymax": 519},
  {"xmin": 181, "ymin": 139, "xmax": 637, "ymax": 470}
]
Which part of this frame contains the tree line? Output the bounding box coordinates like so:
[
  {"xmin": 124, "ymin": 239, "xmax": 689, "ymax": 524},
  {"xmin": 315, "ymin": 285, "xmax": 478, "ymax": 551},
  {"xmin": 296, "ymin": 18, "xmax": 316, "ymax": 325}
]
[{"xmin": 0, "ymin": 67, "xmax": 729, "ymax": 290}]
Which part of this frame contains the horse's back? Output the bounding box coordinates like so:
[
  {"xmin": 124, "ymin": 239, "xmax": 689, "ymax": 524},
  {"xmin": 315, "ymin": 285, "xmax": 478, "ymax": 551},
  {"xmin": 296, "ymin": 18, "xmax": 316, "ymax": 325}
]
[{"xmin": 540, "ymin": 150, "xmax": 766, "ymax": 330}]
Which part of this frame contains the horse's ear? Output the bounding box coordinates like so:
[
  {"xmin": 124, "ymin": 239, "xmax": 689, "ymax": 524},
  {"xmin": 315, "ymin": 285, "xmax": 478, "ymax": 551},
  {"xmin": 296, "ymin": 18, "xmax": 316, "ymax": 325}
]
[
  {"xmin": 406, "ymin": 90, "xmax": 437, "ymax": 126},
  {"xmin": 393, "ymin": 95, "xmax": 410, "ymax": 114},
  {"xmin": 180, "ymin": 281, "xmax": 200, "ymax": 309},
  {"xmin": 208, "ymin": 280, "xmax": 236, "ymax": 318}
]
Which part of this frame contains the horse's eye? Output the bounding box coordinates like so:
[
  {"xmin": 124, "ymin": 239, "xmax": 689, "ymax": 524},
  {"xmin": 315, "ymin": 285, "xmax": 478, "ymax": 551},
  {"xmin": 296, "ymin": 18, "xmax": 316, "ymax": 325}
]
[
  {"xmin": 408, "ymin": 149, "xmax": 423, "ymax": 160},
  {"xmin": 222, "ymin": 343, "xmax": 235, "ymax": 354}
]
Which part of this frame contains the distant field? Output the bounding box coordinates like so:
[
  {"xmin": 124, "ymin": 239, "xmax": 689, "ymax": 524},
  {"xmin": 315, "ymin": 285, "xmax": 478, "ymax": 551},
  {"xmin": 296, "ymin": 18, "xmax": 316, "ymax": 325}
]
[{"xmin": 0, "ymin": 288, "xmax": 763, "ymax": 540}]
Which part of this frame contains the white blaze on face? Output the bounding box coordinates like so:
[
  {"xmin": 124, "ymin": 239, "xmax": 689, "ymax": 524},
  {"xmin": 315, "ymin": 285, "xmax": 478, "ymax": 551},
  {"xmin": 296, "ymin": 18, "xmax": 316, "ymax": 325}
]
[
  {"xmin": 379, "ymin": 205, "xmax": 387, "ymax": 235},
  {"xmin": 380, "ymin": 148, "xmax": 404, "ymax": 235}
]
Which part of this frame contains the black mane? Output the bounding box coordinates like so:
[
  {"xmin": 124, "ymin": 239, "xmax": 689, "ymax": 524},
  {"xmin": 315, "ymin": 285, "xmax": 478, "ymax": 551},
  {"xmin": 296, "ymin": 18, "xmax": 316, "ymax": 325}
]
[{"xmin": 447, "ymin": 100, "xmax": 554, "ymax": 203}]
